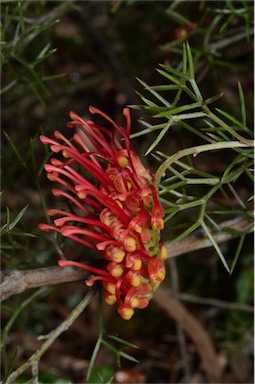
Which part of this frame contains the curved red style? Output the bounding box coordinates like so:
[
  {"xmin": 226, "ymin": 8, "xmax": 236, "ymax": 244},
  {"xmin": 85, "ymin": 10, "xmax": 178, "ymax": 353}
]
[{"xmin": 39, "ymin": 106, "xmax": 166, "ymax": 319}]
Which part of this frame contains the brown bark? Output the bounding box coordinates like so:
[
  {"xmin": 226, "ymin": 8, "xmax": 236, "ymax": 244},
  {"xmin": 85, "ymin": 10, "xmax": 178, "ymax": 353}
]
[
  {"xmin": 1, "ymin": 215, "xmax": 252, "ymax": 302},
  {"xmin": 153, "ymin": 288, "xmax": 222, "ymax": 383}
]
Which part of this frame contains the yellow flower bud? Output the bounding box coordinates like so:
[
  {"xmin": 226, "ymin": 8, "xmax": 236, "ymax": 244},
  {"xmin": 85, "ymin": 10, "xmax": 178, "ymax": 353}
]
[
  {"xmin": 118, "ymin": 306, "xmax": 134, "ymax": 320},
  {"xmin": 105, "ymin": 294, "xmax": 117, "ymax": 305},
  {"xmin": 117, "ymin": 155, "xmax": 129, "ymax": 168}
]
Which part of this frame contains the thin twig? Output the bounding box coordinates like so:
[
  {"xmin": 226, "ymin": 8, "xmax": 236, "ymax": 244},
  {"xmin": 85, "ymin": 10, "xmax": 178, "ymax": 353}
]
[
  {"xmin": 165, "ymin": 215, "xmax": 253, "ymax": 257},
  {"xmin": 28, "ymin": 1, "xmax": 75, "ymax": 26},
  {"xmin": 1, "ymin": 216, "xmax": 253, "ymax": 302},
  {"xmin": 209, "ymin": 27, "xmax": 254, "ymax": 53},
  {"xmin": 155, "ymin": 141, "xmax": 254, "ymax": 189},
  {"xmin": 169, "ymin": 258, "xmax": 191, "ymax": 382},
  {"xmin": 3, "ymin": 287, "xmax": 97, "ymax": 384},
  {"xmin": 178, "ymin": 292, "xmax": 254, "ymax": 313},
  {"xmin": 153, "ymin": 288, "xmax": 222, "ymax": 383},
  {"xmin": 31, "ymin": 361, "xmax": 39, "ymax": 384}
]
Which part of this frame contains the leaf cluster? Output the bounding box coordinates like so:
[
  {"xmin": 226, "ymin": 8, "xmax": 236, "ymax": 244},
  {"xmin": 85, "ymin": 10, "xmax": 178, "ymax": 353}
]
[
  {"xmin": 132, "ymin": 43, "xmax": 254, "ymax": 272},
  {"xmin": 1, "ymin": 1, "xmax": 64, "ymax": 103},
  {"xmin": 161, "ymin": 0, "xmax": 254, "ymax": 71},
  {"xmin": 86, "ymin": 305, "xmax": 139, "ymax": 383}
]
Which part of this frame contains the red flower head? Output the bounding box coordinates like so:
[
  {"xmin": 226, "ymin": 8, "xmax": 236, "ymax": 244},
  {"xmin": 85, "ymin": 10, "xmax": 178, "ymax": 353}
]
[{"xmin": 39, "ymin": 106, "xmax": 166, "ymax": 320}]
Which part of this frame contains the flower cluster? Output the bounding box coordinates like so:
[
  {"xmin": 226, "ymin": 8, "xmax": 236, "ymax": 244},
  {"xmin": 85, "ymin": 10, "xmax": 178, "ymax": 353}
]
[{"xmin": 39, "ymin": 106, "xmax": 166, "ymax": 320}]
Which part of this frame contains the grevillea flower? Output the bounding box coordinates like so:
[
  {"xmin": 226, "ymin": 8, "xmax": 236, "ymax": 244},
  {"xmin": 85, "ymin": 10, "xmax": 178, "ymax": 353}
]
[{"xmin": 39, "ymin": 106, "xmax": 167, "ymax": 320}]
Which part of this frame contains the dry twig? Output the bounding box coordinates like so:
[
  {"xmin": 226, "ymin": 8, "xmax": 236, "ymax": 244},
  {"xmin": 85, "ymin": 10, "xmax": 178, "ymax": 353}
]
[
  {"xmin": 3, "ymin": 287, "xmax": 97, "ymax": 384},
  {"xmin": 0, "ymin": 266, "xmax": 89, "ymax": 302},
  {"xmin": 153, "ymin": 288, "xmax": 222, "ymax": 383},
  {"xmin": 165, "ymin": 215, "xmax": 253, "ymax": 257},
  {"xmin": 1, "ymin": 216, "xmax": 252, "ymax": 302}
]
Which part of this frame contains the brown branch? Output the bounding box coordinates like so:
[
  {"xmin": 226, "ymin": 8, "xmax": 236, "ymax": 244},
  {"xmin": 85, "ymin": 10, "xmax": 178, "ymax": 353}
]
[
  {"xmin": 169, "ymin": 257, "xmax": 191, "ymax": 381},
  {"xmin": 153, "ymin": 288, "xmax": 222, "ymax": 383},
  {"xmin": 0, "ymin": 266, "xmax": 89, "ymax": 302},
  {"xmin": 1, "ymin": 216, "xmax": 253, "ymax": 302},
  {"xmin": 165, "ymin": 215, "xmax": 253, "ymax": 258}
]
